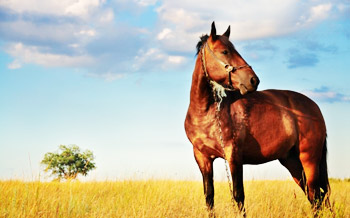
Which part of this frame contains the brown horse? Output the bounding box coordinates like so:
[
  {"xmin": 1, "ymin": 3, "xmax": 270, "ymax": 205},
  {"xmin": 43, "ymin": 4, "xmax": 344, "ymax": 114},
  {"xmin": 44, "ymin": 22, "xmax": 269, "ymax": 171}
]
[{"xmin": 185, "ymin": 22, "xmax": 329, "ymax": 215}]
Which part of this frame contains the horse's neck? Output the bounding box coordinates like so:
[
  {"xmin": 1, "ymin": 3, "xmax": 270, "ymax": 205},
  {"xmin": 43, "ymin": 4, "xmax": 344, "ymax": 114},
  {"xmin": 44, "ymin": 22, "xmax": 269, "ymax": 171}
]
[{"xmin": 188, "ymin": 57, "xmax": 214, "ymax": 114}]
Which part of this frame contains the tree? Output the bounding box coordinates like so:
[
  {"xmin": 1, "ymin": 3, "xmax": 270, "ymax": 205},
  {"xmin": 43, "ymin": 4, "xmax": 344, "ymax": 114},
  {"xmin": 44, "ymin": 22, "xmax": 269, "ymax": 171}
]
[{"xmin": 41, "ymin": 145, "xmax": 96, "ymax": 181}]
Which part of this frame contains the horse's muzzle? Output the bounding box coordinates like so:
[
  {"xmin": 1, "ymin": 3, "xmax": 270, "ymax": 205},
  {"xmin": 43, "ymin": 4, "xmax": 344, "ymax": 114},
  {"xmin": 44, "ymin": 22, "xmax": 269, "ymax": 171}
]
[{"xmin": 250, "ymin": 76, "xmax": 260, "ymax": 88}]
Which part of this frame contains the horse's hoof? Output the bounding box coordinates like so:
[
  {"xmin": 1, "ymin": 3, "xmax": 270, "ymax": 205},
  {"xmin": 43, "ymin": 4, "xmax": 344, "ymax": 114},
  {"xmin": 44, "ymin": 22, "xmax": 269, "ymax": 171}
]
[{"xmin": 208, "ymin": 209, "xmax": 216, "ymax": 218}]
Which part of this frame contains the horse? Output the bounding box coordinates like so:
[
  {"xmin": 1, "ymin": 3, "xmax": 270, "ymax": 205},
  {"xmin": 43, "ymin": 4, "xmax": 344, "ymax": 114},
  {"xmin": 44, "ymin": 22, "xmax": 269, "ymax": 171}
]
[{"xmin": 184, "ymin": 22, "xmax": 329, "ymax": 215}]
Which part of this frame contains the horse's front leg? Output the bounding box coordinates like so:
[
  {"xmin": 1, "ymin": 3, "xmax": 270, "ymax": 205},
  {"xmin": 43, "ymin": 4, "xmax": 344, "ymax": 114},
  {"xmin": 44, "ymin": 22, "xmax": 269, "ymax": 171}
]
[
  {"xmin": 228, "ymin": 152, "xmax": 245, "ymax": 214},
  {"xmin": 193, "ymin": 147, "xmax": 215, "ymax": 212}
]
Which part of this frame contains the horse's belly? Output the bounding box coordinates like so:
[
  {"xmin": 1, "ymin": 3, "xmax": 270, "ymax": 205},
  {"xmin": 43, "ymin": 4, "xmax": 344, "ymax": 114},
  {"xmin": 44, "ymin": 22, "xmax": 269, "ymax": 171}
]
[
  {"xmin": 242, "ymin": 134, "xmax": 296, "ymax": 164},
  {"xmin": 242, "ymin": 109, "xmax": 298, "ymax": 164},
  {"xmin": 242, "ymin": 143, "xmax": 292, "ymax": 164}
]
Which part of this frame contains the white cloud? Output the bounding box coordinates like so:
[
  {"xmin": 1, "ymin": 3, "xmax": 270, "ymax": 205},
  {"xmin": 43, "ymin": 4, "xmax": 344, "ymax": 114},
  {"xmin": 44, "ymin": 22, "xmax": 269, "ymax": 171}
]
[
  {"xmin": 307, "ymin": 3, "xmax": 333, "ymax": 23},
  {"xmin": 6, "ymin": 43, "xmax": 94, "ymax": 67},
  {"xmin": 64, "ymin": 0, "xmax": 100, "ymax": 17},
  {"xmin": 1, "ymin": 0, "xmax": 348, "ymax": 77},
  {"xmin": 133, "ymin": 48, "xmax": 187, "ymax": 71},
  {"xmin": 1, "ymin": 20, "xmax": 78, "ymax": 45},
  {"xmin": 69, "ymin": 43, "xmax": 80, "ymax": 48},
  {"xmin": 157, "ymin": 28, "xmax": 172, "ymax": 40},
  {"xmin": 304, "ymin": 90, "xmax": 337, "ymax": 99},
  {"xmin": 0, "ymin": 0, "xmax": 118, "ymax": 76},
  {"xmin": 7, "ymin": 59, "xmax": 22, "ymax": 69},
  {"xmin": 86, "ymin": 71, "xmax": 126, "ymax": 81},
  {"xmin": 303, "ymin": 87, "xmax": 350, "ymax": 103},
  {"xmin": 99, "ymin": 9, "xmax": 115, "ymax": 23},
  {"xmin": 154, "ymin": 0, "xmax": 347, "ymax": 53},
  {"xmin": 337, "ymin": 2, "xmax": 350, "ymax": 13},
  {"xmin": 78, "ymin": 29, "xmax": 97, "ymax": 37},
  {"xmin": 135, "ymin": 0, "xmax": 158, "ymax": 7},
  {"xmin": 0, "ymin": 0, "xmax": 103, "ymax": 18},
  {"xmin": 167, "ymin": 56, "xmax": 185, "ymax": 64}
]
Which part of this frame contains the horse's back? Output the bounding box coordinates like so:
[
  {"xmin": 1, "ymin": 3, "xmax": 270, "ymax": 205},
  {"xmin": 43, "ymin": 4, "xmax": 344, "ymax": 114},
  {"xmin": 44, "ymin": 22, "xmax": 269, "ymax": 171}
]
[
  {"xmin": 248, "ymin": 89, "xmax": 324, "ymax": 120},
  {"xmin": 252, "ymin": 89, "xmax": 326, "ymax": 137},
  {"xmin": 262, "ymin": 89, "xmax": 325, "ymax": 127}
]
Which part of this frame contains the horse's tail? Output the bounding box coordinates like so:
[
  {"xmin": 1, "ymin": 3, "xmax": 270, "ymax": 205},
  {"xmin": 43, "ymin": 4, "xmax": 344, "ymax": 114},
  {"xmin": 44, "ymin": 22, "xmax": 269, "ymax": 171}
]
[{"xmin": 319, "ymin": 136, "xmax": 330, "ymax": 206}]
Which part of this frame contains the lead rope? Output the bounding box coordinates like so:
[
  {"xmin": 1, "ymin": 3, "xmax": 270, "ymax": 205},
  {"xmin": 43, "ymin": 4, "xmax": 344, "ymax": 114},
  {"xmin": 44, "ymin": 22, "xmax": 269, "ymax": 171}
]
[
  {"xmin": 201, "ymin": 45, "xmax": 236, "ymax": 210},
  {"xmin": 213, "ymin": 93, "xmax": 237, "ymax": 210}
]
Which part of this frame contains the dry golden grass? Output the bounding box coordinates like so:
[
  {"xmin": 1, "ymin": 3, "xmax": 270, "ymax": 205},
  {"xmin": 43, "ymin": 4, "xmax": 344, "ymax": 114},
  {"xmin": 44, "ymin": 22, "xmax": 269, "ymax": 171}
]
[{"xmin": 0, "ymin": 179, "xmax": 349, "ymax": 217}]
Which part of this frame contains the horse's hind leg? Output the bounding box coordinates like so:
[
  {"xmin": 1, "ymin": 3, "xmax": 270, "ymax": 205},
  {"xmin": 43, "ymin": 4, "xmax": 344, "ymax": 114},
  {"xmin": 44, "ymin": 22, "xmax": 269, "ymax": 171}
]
[
  {"xmin": 193, "ymin": 147, "xmax": 215, "ymax": 213},
  {"xmin": 302, "ymin": 162, "xmax": 322, "ymax": 211},
  {"xmin": 299, "ymin": 145, "xmax": 322, "ymax": 208},
  {"xmin": 279, "ymin": 153, "xmax": 306, "ymax": 193}
]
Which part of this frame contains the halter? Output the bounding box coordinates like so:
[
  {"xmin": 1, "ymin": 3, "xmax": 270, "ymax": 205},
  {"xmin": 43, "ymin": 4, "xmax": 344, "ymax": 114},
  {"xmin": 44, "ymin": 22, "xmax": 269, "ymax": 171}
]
[{"xmin": 201, "ymin": 43, "xmax": 252, "ymax": 93}]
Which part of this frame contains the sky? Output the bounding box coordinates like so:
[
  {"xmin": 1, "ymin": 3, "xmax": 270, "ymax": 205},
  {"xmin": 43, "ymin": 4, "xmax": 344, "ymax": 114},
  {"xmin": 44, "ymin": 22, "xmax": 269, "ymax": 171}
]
[{"xmin": 0, "ymin": 0, "xmax": 349, "ymax": 181}]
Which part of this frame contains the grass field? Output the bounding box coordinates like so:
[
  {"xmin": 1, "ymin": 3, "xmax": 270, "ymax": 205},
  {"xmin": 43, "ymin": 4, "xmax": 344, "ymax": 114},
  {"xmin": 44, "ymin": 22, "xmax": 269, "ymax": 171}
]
[{"xmin": 1, "ymin": 179, "xmax": 349, "ymax": 218}]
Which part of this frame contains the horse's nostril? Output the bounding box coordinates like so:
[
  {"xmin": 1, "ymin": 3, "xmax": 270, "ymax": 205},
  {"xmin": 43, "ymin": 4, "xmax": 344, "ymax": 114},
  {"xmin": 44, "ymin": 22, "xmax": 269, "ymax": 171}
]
[{"xmin": 250, "ymin": 77, "xmax": 259, "ymax": 86}]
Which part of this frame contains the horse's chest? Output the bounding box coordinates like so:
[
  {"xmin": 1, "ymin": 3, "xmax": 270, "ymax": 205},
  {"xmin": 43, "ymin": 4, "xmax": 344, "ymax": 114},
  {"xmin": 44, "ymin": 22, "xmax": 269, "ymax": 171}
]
[
  {"xmin": 186, "ymin": 119, "xmax": 216, "ymax": 143},
  {"xmin": 185, "ymin": 114, "xmax": 235, "ymax": 156}
]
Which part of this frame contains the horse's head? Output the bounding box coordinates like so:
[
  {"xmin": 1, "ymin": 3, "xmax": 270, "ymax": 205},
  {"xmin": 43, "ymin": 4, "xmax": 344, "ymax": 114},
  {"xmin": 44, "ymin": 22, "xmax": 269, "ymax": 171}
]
[{"xmin": 199, "ymin": 22, "xmax": 259, "ymax": 95}]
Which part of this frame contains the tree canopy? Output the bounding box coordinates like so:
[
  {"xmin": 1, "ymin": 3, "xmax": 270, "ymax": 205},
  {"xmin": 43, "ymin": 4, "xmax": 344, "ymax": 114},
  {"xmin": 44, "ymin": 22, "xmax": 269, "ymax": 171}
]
[{"xmin": 41, "ymin": 145, "xmax": 96, "ymax": 180}]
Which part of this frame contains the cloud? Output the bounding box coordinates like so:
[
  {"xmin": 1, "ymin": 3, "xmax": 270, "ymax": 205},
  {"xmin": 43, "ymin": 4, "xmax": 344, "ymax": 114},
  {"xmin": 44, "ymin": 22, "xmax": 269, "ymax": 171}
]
[
  {"xmin": 7, "ymin": 59, "xmax": 22, "ymax": 69},
  {"xmin": 0, "ymin": 0, "xmax": 184, "ymax": 76},
  {"xmin": 133, "ymin": 48, "xmax": 187, "ymax": 71},
  {"xmin": 0, "ymin": 0, "xmax": 349, "ymax": 78},
  {"xmin": 0, "ymin": 1, "xmax": 152, "ymax": 74},
  {"xmin": 298, "ymin": 39, "xmax": 338, "ymax": 53},
  {"xmin": 6, "ymin": 43, "xmax": 94, "ymax": 68},
  {"xmin": 157, "ymin": 28, "xmax": 172, "ymax": 40},
  {"xmin": 86, "ymin": 71, "xmax": 126, "ymax": 81},
  {"xmin": 0, "ymin": 4, "xmax": 103, "ymax": 70},
  {"xmin": 154, "ymin": 1, "xmax": 347, "ymax": 53},
  {"xmin": 135, "ymin": 0, "xmax": 158, "ymax": 7},
  {"xmin": 0, "ymin": 0, "xmax": 103, "ymax": 18},
  {"xmin": 241, "ymin": 40, "xmax": 279, "ymax": 61},
  {"xmin": 64, "ymin": 0, "xmax": 101, "ymax": 17},
  {"xmin": 306, "ymin": 3, "xmax": 333, "ymax": 23},
  {"xmin": 287, "ymin": 50, "xmax": 319, "ymax": 69},
  {"xmin": 285, "ymin": 37, "xmax": 338, "ymax": 69},
  {"xmin": 303, "ymin": 86, "xmax": 350, "ymax": 103}
]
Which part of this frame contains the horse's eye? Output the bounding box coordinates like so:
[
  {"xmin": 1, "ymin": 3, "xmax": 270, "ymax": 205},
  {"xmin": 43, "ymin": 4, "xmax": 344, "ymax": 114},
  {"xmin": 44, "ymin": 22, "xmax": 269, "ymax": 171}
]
[{"xmin": 222, "ymin": 50, "xmax": 228, "ymax": 55}]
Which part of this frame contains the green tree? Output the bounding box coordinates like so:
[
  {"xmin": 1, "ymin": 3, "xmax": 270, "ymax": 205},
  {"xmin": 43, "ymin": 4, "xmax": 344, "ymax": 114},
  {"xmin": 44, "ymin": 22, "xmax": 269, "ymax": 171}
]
[{"xmin": 41, "ymin": 145, "xmax": 96, "ymax": 181}]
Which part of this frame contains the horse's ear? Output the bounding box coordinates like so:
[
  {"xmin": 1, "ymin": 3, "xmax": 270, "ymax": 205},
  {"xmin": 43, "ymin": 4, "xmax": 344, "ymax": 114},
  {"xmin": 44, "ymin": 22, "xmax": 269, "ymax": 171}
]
[
  {"xmin": 210, "ymin": 21, "xmax": 218, "ymax": 41},
  {"xmin": 223, "ymin": 25, "xmax": 230, "ymax": 38}
]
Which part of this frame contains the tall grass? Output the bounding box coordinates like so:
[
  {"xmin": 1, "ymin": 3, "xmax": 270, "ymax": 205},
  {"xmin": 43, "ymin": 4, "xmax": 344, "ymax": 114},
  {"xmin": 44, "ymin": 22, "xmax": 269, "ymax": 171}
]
[{"xmin": 0, "ymin": 179, "xmax": 349, "ymax": 217}]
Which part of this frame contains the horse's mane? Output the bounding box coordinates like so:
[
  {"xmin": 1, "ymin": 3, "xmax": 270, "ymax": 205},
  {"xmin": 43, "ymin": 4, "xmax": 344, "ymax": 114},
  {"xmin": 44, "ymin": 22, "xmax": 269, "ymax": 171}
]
[
  {"xmin": 196, "ymin": 34, "xmax": 235, "ymax": 56},
  {"xmin": 196, "ymin": 34, "xmax": 209, "ymax": 55}
]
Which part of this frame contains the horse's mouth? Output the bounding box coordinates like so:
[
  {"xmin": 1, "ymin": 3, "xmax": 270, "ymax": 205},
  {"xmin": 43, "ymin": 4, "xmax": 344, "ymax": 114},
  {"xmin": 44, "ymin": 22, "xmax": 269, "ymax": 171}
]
[{"xmin": 239, "ymin": 84, "xmax": 248, "ymax": 95}]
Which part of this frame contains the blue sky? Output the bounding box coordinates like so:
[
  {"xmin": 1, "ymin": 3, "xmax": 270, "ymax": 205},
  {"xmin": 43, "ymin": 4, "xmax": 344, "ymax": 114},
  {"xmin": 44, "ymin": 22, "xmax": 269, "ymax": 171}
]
[{"xmin": 0, "ymin": 0, "xmax": 349, "ymax": 181}]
